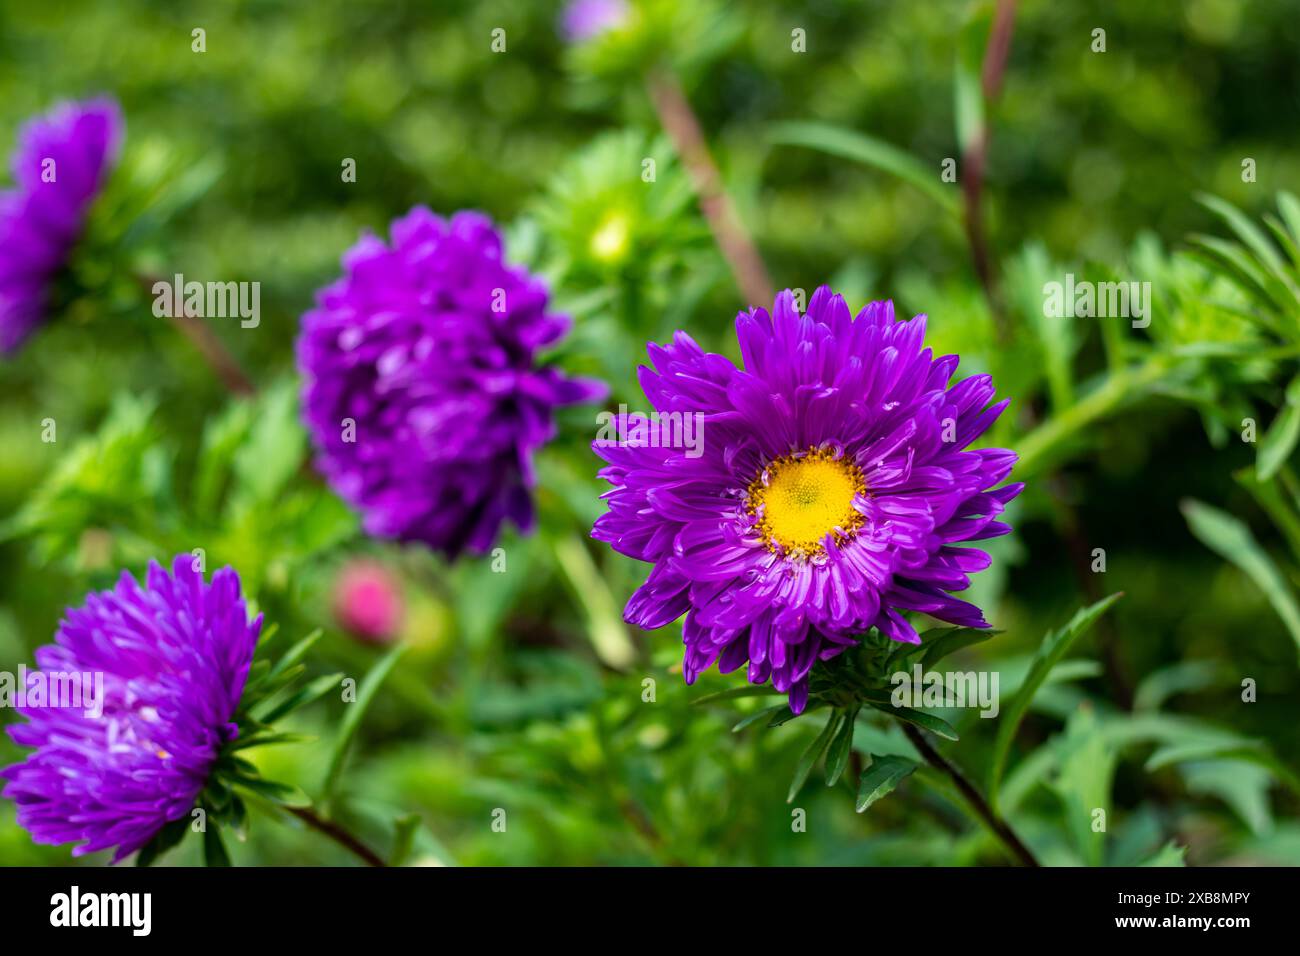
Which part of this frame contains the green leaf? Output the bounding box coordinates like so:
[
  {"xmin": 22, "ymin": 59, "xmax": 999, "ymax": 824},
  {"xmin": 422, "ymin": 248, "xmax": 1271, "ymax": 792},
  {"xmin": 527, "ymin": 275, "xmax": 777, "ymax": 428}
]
[
  {"xmin": 193, "ymin": 398, "xmax": 254, "ymax": 516},
  {"xmin": 824, "ymin": 706, "xmax": 858, "ymax": 786},
  {"xmin": 1259, "ymin": 374, "xmax": 1300, "ymax": 480},
  {"xmin": 202, "ymin": 823, "xmax": 232, "ymax": 867},
  {"xmin": 551, "ymin": 535, "xmax": 637, "ymax": 670},
  {"xmin": 230, "ymin": 775, "xmax": 312, "ymax": 808},
  {"xmin": 769, "ymin": 703, "xmax": 822, "ymax": 728},
  {"xmin": 254, "ymin": 628, "xmax": 323, "ymax": 689},
  {"xmin": 1051, "ymin": 705, "xmax": 1115, "ymax": 867},
  {"xmin": 1198, "ymin": 194, "xmax": 1294, "ymax": 286},
  {"xmin": 1181, "ymin": 498, "xmax": 1300, "ymax": 658},
  {"xmin": 787, "ymin": 711, "xmax": 842, "ymax": 803},
  {"xmin": 251, "ymin": 672, "xmax": 344, "ymax": 725},
  {"xmin": 769, "ymin": 121, "xmax": 960, "ymax": 216},
  {"xmin": 229, "ymin": 380, "xmax": 307, "ymax": 512},
  {"xmin": 321, "ymin": 644, "xmax": 407, "ymax": 804},
  {"xmin": 855, "ymin": 754, "xmax": 918, "ymax": 812},
  {"xmin": 228, "ymin": 731, "xmax": 314, "ymax": 752},
  {"xmin": 868, "ymin": 700, "xmax": 960, "ymax": 741},
  {"xmin": 987, "ymin": 594, "xmax": 1123, "ymax": 810},
  {"xmin": 691, "ymin": 685, "xmax": 786, "ymax": 707},
  {"xmin": 1133, "ymin": 661, "xmax": 1220, "ymax": 712},
  {"xmin": 1139, "ymin": 841, "xmax": 1187, "ymax": 867},
  {"xmin": 732, "ymin": 703, "xmax": 789, "ymax": 732},
  {"xmin": 388, "ymin": 814, "xmax": 422, "ymax": 867},
  {"xmin": 921, "ymin": 627, "xmax": 998, "ymax": 667},
  {"xmin": 135, "ymin": 816, "xmax": 190, "ymax": 867}
]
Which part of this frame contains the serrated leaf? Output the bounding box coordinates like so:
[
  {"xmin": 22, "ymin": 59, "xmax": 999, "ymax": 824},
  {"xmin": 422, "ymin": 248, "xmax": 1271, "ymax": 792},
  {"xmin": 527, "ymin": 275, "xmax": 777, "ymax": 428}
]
[{"xmin": 855, "ymin": 754, "xmax": 918, "ymax": 812}]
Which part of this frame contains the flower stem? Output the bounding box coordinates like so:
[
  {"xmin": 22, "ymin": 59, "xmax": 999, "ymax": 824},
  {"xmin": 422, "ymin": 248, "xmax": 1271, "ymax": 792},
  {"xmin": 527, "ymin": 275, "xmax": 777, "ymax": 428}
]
[
  {"xmin": 901, "ymin": 723, "xmax": 1039, "ymax": 867},
  {"xmin": 286, "ymin": 805, "xmax": 386, "ymax": 867},
  {"xmin": 1013, "ymin": 358, "xmax": 1171, "ymax": 478},
  {"xmin": 960, "ymin": 0, "xmax": 1018, "ymax": 344},
  {"xmin": 135, "ymin": 273, "xmax": 257, "ymax": 397},
  {"xmin": 645, "ymin": 68, "xmax": 774, "ymax": 309}
]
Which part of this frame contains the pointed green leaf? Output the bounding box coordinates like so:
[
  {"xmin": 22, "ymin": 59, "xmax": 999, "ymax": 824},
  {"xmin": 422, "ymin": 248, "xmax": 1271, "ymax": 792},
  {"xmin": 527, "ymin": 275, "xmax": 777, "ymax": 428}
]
[
  {"xmin": 988, "ymin": 594, "xmax": 1123, "ymax": 810},
  {"xmin": 1182, "ymin": 498, "xmax": 1300, "ymax": 658},
  {"xmin": 1258, "ymin": 374, "xmax": 1300, "ymax": 480},
  {"xmin": 732, "ymin": 703, "xmax": 789, "ymax": 732},
  {"xmin": 868, "ymin": 700, "xmax": 960, "ymax": 741},
  {"xmin": 787, "ymin": 711, "xmax": 842, "ymax": 803},
  {"xmin": 922, "ymin": 627, "xmax": 998, "ymax": 667},
  {"xmin": 769, "ymin": 122, "xmax": 960, "ymax": 215},
  {"xmin": 203, "ymin": 824, "xmax": 232, "ymax": 867},
  {"xmin": 692, "ymin": 685, "xmax": 785, "ymax": 707},
  {"xmin": 251, "ymin": 672, "xmax": 344, "ymax": 724},
  {"xmin": 855, "ymin": 754, "xmax": 918, "ymax": 812},
  {"xmin": 321, "ymin": 644, "xmax": 407, "ymax": 803},
  {"xmin": 824, "ymin": 707, "xmax": 858, "ymax": 786}
]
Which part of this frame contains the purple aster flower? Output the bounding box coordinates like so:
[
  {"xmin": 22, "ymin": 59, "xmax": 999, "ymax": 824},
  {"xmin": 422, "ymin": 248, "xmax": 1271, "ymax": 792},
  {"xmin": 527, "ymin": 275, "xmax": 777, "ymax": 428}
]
[
  {"xmin": 1, "ymin": 97, "xmax": 123, "ymax": 354},
  {"xmin": 1, "ymin": 555, "xmax": 261, "ymax": 863},
  {"xmin": 592, "ymin": 287, "xmax": 1022, "ymax": 713},
  {"xmin": 298, "ymin": 207, "xmax": 606, "ymax": 558},
  {"xmin": 560, "ymin": 0, "xmax": 630, "ymax": 42}
]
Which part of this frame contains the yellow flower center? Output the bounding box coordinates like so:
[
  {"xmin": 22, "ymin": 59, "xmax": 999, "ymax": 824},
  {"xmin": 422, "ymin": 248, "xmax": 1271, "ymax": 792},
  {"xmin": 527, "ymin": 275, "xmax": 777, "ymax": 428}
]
[{"xmin": 747, "ymin": 448, "xmax": 866, "ymax": 556}]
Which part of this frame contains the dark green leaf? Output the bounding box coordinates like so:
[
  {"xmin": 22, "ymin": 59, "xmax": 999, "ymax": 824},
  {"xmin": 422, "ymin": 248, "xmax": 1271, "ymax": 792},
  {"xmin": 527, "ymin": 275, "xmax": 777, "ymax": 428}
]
[
  {"xmin": 787, "ymin": 710, "xmax": 842, "ymax": 803},
  {"xmin": 987, "ymin": 594, "xmax": 1123, "ymax": 809},
  {"xmin": 855, "ymin": 754, "xmax": 918, "ymax": 812},
  {"xmin": 321, "ymin": 644, "xmax": 407, "ymax": 803},
  {"xmin": 824, "ymin": 706, "xmax": 858, "ymax": 786}
]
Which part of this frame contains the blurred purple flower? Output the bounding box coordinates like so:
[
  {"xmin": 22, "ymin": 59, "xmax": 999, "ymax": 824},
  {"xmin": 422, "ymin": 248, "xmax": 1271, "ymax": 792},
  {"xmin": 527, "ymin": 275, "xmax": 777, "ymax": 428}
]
[
  {"xmin": 1, "ymin": 556, "xmax": 262, "ymax": 863},
  {"xmin": 560, "ymin": 0, "xmax": 629, "ymax": 42},
  {"xmin": 592, "ymin": 287, "xmax": 1022, "ymax": 713},
  {"xmin": 0, "ymin": 97, "xmax": 123, "ymax": 354},
  {"xmin": 297, "ymin": 207, "xmax": 606, "ymax": 558},
  {"xmin": 333, "ymin": 559, "xmax": 404, "ymax": 643}
]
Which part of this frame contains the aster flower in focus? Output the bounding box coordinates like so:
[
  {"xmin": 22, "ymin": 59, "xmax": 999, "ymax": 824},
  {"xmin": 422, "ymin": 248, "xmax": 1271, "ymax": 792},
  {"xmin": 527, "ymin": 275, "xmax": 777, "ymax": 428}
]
[
  {"xmin": 592, "ymin": 287, "xmax": 1022, "ymax": 713},
  {"xmin": 560, "ymin": 0, "xmax": 630, "ymax": 43},
  {"xmin": 1, "ymin": 555, "xmax": 261, "ymax": 863},
  {"xmin": 0, "ymin": 97, "xmax": 123, "ymax": 354},
  {"xmin": 297, "ymin": 207, "xmax": 606, "ymax": 559}
]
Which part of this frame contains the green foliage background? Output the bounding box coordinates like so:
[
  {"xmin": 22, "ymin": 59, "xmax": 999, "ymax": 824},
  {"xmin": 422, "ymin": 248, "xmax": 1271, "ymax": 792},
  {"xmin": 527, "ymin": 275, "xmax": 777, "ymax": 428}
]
[{"xmin": 1, "ymin": 0, "xmax": 1298, "ymax": 866}]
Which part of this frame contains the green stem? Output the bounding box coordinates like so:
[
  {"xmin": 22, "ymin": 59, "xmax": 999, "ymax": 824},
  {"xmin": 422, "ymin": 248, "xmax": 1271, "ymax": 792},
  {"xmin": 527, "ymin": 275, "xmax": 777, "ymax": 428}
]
[{"xmin": 1015, "ymin": 358, "xmax": 1171, "ymax": 477}]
